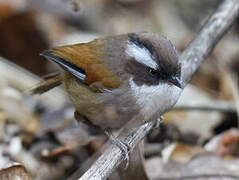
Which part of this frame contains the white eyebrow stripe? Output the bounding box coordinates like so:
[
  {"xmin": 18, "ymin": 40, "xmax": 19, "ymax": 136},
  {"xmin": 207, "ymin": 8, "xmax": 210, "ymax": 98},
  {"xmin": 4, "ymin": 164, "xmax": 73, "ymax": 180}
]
[{"xmin": 126, "ymin": 41, "xmax": 158, "ymax": 70}]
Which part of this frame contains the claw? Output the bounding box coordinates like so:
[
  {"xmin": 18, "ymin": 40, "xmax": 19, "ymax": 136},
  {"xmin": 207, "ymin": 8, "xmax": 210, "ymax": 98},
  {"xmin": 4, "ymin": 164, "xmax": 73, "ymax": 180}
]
[
  {"xmin": 153, "ymin": 116, "xmax": 164, "ymax": 129},
  {"xmin": 105, "ymin": 131, "xmax": 130, "ymax": 169}
]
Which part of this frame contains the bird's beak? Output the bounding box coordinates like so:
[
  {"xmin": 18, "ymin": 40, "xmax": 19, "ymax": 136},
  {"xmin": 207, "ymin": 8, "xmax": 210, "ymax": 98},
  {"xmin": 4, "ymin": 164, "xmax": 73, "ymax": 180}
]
[{"xmin": 169, "ymin": 77, "xmax": 183, "ymax": 89}]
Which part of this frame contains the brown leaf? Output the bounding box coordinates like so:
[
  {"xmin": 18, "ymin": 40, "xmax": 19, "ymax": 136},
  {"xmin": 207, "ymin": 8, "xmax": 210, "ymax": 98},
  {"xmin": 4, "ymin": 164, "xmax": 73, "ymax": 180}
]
[
  {"xmin": 162, "ymin": 143, "xmax": 204, "ymax": 163},
  {"xmin": 206, "ymin": 128, "xmax": 239, "ymax": 157},
  {"xmin": 0, "ymin": 164, "xmax": 32, "ymax": 180},
  {"xmin": 0, "ymin": 11, "xmax": 48, "ymax": 76},
  {"xmin": 0, "ymin": 4, "xmax": 13, "ymax": 23}
]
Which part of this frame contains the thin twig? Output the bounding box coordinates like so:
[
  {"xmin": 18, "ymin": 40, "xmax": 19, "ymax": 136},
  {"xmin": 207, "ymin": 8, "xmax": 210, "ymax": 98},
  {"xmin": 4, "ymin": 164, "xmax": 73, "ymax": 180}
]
[
  {"xmin": 79, "ymin": 0, "xmax": 239, "ymax": 179},
  {"xmin": 180, "ymin": 0, "xmax": 239, "ymax": 84},
  {"xmin": 173, "ymin": 103, "xmax": 236, "ymax": 113}
]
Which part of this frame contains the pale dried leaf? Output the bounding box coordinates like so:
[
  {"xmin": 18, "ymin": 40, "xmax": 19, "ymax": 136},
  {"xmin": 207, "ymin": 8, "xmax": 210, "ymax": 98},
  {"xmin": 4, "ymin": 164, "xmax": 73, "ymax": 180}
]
[
  {"xmin": 0, "ymin": 164, "xmax": 31, "ymax": 180},
  {"xmin": 146, "ymin": 153, "xmax": 239, "ymax": 180}
]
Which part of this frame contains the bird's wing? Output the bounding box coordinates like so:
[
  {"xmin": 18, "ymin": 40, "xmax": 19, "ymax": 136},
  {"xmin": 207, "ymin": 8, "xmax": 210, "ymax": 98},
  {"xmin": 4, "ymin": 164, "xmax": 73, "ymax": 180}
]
[
  {"xmin": 41, "ymin": 42, "xmax": 122, "ymax": 91},
  {"xmin": 41, "ymin": 50, "xmax": 86, "ymax": 83}
]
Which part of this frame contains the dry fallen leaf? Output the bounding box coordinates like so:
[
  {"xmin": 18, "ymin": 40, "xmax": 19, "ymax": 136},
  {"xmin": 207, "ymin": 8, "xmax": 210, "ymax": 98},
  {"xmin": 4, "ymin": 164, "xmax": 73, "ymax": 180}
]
[
  {"xmin": 146, "ymin": 153, "xmax": 239, "ymax": 180},
  {"xmin": 162, "ymin": 142, "xmax": 204, "ymax": 163},
  {"xmin": 167, "ymin": 85, "xmax": 222, "ymax": 140},
  {"xmin": 0, "ymin": 164, "xmax": 31, "ymax": 180},
  {"xmin": 0, "ymin": 94, "xmax": 39, "ymax": 133},
  {"xmin": 206, "ymin": 128, "xmax": 239, "ymax": 158}
]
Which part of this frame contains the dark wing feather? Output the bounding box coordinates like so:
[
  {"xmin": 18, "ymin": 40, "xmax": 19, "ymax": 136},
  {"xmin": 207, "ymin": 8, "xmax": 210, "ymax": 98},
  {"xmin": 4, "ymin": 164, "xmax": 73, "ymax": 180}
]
[{"xmin": 41, "ymin": 50, "xmax": 86, "ymax": 83}]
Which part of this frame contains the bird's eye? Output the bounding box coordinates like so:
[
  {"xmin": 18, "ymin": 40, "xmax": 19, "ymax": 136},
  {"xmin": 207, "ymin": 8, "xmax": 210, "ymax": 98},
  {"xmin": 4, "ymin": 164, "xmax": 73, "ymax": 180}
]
[{"xmin": 147, "ymin": 67, "xmax": 157, "ymax": 75}]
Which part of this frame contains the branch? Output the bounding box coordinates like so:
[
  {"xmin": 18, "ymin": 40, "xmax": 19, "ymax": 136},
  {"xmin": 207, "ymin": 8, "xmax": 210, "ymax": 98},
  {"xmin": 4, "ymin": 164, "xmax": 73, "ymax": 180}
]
[
  {"xmin": 173, "ymin": 101, "xmax": 236, "ymax": 113},
  {"xmin": 79, "ymin": 0, "xmax": 239, "ymax": 179},
  {"xmin": 180, "ymin": 0, "xmax": 239, "ymax": 84}
]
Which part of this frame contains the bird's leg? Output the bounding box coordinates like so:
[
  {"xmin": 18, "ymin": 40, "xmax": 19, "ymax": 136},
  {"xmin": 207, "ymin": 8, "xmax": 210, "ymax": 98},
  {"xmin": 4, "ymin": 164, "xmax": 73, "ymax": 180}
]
[
  {"xmin": 104, "ymin": 129, "xmax": 130, "ymax": 169},
  {"xmin": 74, "ymin": 111, "xmax": 130, "ymax": 168}
]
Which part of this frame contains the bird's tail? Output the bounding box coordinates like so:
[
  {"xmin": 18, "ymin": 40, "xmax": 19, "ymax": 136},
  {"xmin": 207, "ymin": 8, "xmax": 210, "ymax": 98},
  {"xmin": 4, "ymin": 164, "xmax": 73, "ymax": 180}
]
[{"xmin": 26, "ymin": 73, "xmax": 63, "ymax": 95}]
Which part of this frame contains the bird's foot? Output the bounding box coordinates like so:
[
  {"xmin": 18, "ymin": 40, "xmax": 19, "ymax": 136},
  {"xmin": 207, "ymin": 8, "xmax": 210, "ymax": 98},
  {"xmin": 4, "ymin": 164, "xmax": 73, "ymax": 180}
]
[
  {"xmin": 105, "ymin": 130, "xmax": 130, "ymax": 169},
  {"xmin": 153, "ymin": 116, "xmax": 164, "ymax": 129},
  {"xmin": 75, "ymin": 112, "xmax": 130, "ymax": 168}
]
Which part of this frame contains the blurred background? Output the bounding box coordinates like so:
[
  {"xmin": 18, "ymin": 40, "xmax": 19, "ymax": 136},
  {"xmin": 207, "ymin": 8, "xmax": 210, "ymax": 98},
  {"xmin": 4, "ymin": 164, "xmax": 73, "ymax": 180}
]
[{"xmin": 0, "ymin": 0, "xmax": 239, "ymax": 179}]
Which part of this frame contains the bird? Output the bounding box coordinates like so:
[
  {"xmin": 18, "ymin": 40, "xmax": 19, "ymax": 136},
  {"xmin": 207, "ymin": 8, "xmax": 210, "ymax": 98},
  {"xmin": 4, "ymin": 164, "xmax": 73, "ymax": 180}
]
[{"xmin": 29, "ymin": 32, "xmax": 183, "ymax": 163}]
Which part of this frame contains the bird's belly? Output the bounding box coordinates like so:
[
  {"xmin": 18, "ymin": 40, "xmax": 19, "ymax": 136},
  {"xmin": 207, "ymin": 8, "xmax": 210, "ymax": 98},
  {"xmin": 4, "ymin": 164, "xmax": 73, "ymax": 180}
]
[
  {"xmin": 77, "ymin": 98, "xmax": 140, "ymax": 129},
  {"xmin": 66, "ymin": 86, "xmax": 140, "ymax": 129}
]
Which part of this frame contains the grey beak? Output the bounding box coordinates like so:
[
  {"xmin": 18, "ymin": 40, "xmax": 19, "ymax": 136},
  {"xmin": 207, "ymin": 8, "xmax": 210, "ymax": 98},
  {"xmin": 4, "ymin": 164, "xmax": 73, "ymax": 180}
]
[{"xmin": 169, "ymin": 77, "xmax": 183, "ymax": 89}]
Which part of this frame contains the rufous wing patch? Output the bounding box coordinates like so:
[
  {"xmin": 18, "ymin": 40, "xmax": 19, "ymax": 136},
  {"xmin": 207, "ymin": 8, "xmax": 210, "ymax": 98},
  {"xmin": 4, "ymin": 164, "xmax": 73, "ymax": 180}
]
[{"xmin": 49, "ymin": 39, "xmax": 121, "ymax": 89}]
